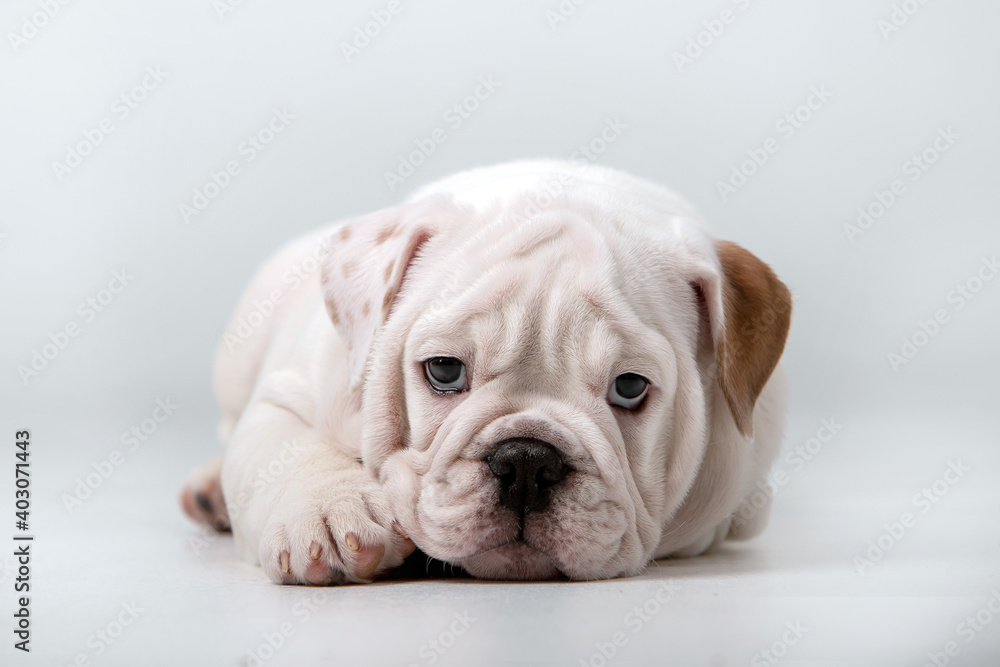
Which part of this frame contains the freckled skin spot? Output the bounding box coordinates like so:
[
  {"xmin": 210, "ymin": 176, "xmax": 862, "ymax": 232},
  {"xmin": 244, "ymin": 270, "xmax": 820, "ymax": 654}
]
[
  {"xmin": 339, "ymin": 225, "xmax": 351, "ymax": 241},
  {"xmin": 383, "ymin": 261, "xmax": 395, "ymax": 283},
  {"xmin": 362, "ymin": 301, "xmax": 370, "ymax": 317},
  {"xmin": 342, "ymin": 260, "xmax": 357, "ymax": 278},
  {"xmin": 375, "ymin": 224, "xmax": 399, "ymax": 245},
  {"xmin": 328, "ymin": 301, "xmax": 340, "ymax": 326}
]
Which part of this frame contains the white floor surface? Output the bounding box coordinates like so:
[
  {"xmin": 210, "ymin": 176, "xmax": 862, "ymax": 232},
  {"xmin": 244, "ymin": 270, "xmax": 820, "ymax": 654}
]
[{"xmin": 6, "ymin": 409, "xmax": 999, "ymax": 667}]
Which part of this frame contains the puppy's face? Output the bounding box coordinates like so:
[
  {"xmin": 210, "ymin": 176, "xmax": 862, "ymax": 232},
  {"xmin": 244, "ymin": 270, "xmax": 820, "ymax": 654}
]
[{"xmin": 322, "ymin": 192, "xmax": 789, "ymax": 580}]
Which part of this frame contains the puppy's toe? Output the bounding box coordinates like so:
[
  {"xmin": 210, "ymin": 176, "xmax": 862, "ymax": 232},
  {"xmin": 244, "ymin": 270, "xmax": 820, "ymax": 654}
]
[
  {"xmin": 340, "ymin": 532, "xmax": 386, "ymax": 581},
  {"xmin": 320, "ymin": 492, "xmax": 412, "ymax": 582},
  {"xmin": 285, "ymin": 515, "xmax": 347, "ymax": 585},
  {"xmin": 259, "ymin": 524, "xmax": 296, "ymax": 585},
  {"xmin": 303, "ymin": 541, "xmax": 340, "ymax": 584}
]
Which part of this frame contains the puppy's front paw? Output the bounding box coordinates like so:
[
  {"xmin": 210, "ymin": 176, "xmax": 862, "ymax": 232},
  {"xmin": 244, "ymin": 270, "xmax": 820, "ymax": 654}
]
[{"xmin": 258, "ymin": 471, "xmax": 415, "ymax": 585}]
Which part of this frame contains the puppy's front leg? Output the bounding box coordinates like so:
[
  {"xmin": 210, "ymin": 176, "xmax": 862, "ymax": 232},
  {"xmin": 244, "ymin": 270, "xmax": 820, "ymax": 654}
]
[{"xmin": 222, "ymin": 401, "xmax": 415, "ymax": 585}]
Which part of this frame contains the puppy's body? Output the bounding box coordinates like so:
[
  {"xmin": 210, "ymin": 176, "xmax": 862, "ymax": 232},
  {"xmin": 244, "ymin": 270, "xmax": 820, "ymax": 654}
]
[{"xmin": 184, "ymin": 160, "xmax": 791, "ymax": 583}]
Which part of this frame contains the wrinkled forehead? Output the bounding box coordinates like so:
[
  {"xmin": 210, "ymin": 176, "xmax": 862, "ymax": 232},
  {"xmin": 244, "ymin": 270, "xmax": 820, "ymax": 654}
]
[
  {"xmin": 450, "ymin": 208, "xmax": 608, "ymax": 281},
  {"xmin": 407, "ymin": 208, "xmax": 679, "ymax": 382}
]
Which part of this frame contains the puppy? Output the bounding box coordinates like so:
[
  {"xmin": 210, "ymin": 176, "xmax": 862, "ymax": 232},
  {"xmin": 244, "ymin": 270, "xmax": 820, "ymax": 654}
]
[{"xmin": 180, "ymin": 160, "xmax": 792, "ymax": 583}]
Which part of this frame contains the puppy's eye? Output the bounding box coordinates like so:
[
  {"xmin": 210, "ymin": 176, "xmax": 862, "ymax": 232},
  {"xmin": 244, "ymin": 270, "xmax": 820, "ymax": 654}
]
[
  {"xmin": 608, "ymin": 372, "xmax": 649, "ymax": 409},
  {"xmin": 424, "ymin": 357, "xmax": 468, "ymax": 393}
]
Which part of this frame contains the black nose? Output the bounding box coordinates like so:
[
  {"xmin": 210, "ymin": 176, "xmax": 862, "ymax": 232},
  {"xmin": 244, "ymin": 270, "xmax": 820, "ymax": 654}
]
[{"xmin": 486, "ymin": 438, "xmax": 568, "ymax": 515}]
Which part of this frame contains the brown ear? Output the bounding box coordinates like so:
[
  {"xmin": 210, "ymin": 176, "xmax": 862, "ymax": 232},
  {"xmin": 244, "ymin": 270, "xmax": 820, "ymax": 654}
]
[{"xmin": 710, "ymin": 240, "xmax": 792, "ymax": 438}]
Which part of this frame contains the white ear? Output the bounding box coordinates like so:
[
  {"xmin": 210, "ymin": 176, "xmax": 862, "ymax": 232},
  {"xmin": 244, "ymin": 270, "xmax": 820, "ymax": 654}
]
[
  {"xmin": 691, "ymin": 240, "xmax": 792, "ymax": 438},
  {"xmin": 321, "ymin": 194, "xmax": 459, "ymax": 388}
]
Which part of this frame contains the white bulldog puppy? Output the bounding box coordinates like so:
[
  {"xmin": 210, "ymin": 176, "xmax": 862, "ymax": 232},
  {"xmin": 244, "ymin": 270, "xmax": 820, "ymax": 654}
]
[{"xmin": 180, "ymin": 160, "xmax": 792, "ymax": 584}]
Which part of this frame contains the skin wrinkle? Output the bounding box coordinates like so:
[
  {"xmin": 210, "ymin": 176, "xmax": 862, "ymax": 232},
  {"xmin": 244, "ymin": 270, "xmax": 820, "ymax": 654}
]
[
  {"xmin": 416, "ymin": 481, "xmax": 512, "ymax": 559},
  {"xmin": 484, "ymin": 266, "xmax": 614, "ymax": 396}
]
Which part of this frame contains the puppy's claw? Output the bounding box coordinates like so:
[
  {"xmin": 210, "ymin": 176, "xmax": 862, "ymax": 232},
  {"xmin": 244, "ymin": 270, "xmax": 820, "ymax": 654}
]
[
  {"xmin": 309, "ymin": 541, "xmax": 322, "ymax": 560},
  {"xmin": 279, "ymin": 550, "xmax": 291, "ymax": 575},
  {"xmin": 344, "ymin": 532, "xmax": 361, "ymax": 552}
]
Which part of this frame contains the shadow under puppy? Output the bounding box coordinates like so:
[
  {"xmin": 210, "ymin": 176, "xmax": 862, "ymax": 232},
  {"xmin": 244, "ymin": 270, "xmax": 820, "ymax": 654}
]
[{"xmin": 180, "ymin": 160, "xmax": 792, "ymax": 584}]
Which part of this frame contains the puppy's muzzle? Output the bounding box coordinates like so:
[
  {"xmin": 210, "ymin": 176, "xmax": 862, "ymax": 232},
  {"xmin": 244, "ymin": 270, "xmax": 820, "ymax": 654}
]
[{"xmin": 486, "ymin": 438, "xmax": 568, "ymax": 515}]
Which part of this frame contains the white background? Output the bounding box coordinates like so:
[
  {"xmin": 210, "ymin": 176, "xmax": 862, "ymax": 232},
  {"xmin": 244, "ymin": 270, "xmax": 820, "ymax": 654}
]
[{"xmin": 1, "ymin": 1, "xmax": 998, "ymax": 666}]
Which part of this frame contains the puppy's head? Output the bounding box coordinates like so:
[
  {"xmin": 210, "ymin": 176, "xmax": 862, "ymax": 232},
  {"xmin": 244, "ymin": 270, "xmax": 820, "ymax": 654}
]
[{"xmin": 322, "ymin": 188, "xmax": 790, "ymax": 580}]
